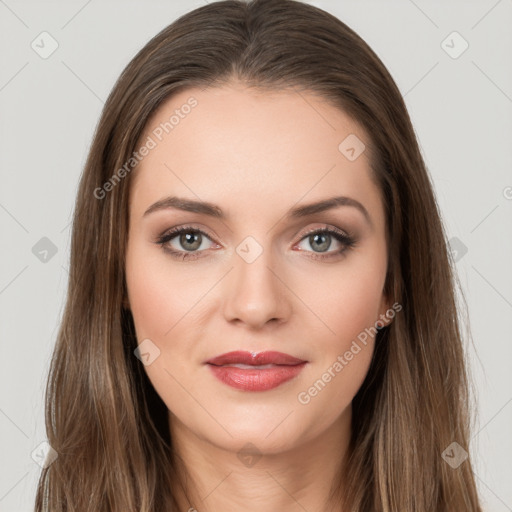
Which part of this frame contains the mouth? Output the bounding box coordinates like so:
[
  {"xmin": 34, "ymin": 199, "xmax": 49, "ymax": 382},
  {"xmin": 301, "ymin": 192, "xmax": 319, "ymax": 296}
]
[{"xmin": 205, "ymin": 351, "xmax": 308, "ymax": 391}]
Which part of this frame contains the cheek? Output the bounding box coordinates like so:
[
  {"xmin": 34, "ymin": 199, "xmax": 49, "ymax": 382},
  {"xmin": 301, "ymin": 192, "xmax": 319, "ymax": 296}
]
[
  {"xmin": 295, "ymin": 251, "xmax": 386, "ymax": 348},
  {"xmin": 124, "ymin": 244, "xmax": 209, "ymax": 418},
  {"xmin": 294, "ymin": 273, "xmax": 381, "ymax": 430},
  {"xmin": 125, "ymin": 242, "xmax": 205, "ymax": 340},
  {"xmin": 290, "ymin": 249, "xmax": 385, "ymax": 408}
]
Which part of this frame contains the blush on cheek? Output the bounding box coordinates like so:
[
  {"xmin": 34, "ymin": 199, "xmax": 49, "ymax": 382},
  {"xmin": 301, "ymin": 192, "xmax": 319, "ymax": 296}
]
[
  {"xmin": 125, "ymin": 247, "xmax": 185, "ymax": 339},
  {"xmin": 307, "ymin": 283, "xmax": 383, "ymax": 343}
]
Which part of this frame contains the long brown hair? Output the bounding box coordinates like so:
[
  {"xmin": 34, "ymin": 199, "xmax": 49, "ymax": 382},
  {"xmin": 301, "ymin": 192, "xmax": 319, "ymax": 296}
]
[{"xmin": 35, "ymin": 0, "xmax": 483, "ymax": 510}]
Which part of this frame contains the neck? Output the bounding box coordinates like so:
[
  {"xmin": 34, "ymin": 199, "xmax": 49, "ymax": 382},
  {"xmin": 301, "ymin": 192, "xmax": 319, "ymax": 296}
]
[{"xmin": 169, "ymin": 407, "xmax": 352, "ymax": 512}]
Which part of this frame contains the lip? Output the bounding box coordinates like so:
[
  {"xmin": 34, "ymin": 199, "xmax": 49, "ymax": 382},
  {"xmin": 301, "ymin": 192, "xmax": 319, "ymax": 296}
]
[
  {"xmin": 205, "ymin": 351, "xmax": 307, "ymax": 391},
  {"xmin": 206, "ymin": 350, "xmax": 306, "ymax": 366}
]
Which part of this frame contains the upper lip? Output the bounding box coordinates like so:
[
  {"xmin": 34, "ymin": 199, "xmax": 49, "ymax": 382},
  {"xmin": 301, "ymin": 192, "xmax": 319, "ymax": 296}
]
[{"xmin": 205, "ymin": 351, "xmax": 306, "ymax": 366}]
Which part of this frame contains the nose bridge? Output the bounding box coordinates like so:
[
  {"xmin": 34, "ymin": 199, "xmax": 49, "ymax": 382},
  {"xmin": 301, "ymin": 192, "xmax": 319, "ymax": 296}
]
[{"xmin": 222, "ymin": 235, "xmax": 291, "ymax": 328}]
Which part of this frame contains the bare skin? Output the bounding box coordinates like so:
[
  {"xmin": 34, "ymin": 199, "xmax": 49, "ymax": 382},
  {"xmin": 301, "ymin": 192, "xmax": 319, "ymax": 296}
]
[{"xmin": 125, "ymin": 82, "xmax": 392, "ymax": 512}]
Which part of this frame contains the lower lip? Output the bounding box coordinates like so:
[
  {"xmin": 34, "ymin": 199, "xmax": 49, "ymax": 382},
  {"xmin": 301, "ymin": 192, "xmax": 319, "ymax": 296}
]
[{"xmin": 207, "ymin": 363, "xmax": 307, "ymax": 391}]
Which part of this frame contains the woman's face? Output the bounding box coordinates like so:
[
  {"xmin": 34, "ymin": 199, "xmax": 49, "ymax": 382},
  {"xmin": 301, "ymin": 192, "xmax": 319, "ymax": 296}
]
[{"xmin": 125, "ymin": 83, "xmax": 390, "ymax": 454}]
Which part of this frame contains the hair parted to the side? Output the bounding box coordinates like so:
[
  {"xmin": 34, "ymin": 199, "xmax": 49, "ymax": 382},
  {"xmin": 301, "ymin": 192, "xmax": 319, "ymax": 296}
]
[{"xmin": 35, "ymin": 0, "xmax": 483, "ymax": 510}]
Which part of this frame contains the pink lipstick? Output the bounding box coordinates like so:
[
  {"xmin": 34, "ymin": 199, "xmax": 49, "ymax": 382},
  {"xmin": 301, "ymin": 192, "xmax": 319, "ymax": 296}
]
[{"xmin": 205, "ymin": 350, "xmax": 307, "ymax": 391}]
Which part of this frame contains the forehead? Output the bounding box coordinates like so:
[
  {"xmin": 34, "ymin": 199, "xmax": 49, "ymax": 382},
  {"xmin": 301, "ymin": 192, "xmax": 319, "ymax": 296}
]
[{"xmin": 129, "ymin": 83, "xmax": 383, "ymax": 227}]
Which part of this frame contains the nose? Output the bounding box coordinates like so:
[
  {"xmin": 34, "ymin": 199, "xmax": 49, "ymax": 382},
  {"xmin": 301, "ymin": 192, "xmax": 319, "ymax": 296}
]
[{"xmin": 222, "ymin": 245, "xmax": 292, "ymax": 330}]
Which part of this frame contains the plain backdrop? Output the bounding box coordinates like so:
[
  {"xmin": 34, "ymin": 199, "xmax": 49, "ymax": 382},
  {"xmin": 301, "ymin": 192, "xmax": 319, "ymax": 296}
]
[{"xmin": 0, "ymin": 1, "xmax": 511, "ymax": 510}]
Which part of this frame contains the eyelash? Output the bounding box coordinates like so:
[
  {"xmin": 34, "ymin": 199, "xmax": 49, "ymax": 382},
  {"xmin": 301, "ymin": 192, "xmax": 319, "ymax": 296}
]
[{"xmin": 155, "ymin": 225, "xmax": 357, "ymax": 261}]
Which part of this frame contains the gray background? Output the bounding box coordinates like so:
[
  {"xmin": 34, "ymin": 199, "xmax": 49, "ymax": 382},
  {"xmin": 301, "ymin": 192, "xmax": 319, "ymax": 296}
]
[{"xmin": 0, "ymin": 0, "xmax": 511, "ymax": 510}]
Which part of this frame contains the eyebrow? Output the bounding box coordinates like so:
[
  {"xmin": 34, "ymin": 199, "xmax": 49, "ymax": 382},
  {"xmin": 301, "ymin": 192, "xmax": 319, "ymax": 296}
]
[{"xmin": 143, "ymin": 195, "xmax": 372, "ymax": 227}]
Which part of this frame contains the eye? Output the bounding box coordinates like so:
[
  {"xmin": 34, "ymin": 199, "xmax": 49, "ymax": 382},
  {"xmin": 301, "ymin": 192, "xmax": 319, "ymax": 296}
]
[
  {"xmin": 294, "ymin": 227, "xmax": 356, "ymax": 259},
  {"xmin": 156, "ymin": 226, "xmax": 217, "ymax": 261},
  {"xmin": 155, "ymin": 225, "xmax": 357, "ymax": 261}
]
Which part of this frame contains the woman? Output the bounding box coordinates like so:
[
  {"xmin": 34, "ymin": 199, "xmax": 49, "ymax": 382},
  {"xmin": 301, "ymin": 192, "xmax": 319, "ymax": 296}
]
[{"xmin": 35, "ymin": 0, "xmax": 483, "ymax": 510}]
